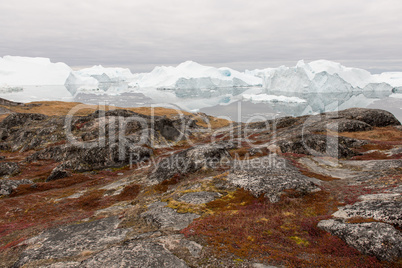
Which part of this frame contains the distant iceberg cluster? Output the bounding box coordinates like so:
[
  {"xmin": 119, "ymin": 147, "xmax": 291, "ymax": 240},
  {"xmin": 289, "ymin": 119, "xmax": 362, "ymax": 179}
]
[
  {"xmin": 249, "ymin": 60, "xmax": 402, "ymax": 95},
  {"xmin": 1, "ymin": 56, "xmax": 402, "ymax": 106},
  {"xmin": 129, "ymin": 61, "xmax": 262, "ymax": 90}
]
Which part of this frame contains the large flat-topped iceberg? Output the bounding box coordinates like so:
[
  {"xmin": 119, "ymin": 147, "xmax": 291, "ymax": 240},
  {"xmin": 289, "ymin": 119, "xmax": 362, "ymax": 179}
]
[
  {"xmin": 129, "ymin": 61, "xmax": 263, "ymax": 89},
  {"xmin": 0, "ymin": 56, "xmax": 72, "ymax": 86}
]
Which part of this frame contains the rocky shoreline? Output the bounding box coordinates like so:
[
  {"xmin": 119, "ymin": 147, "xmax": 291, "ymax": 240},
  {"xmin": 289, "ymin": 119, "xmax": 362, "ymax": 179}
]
[{"xmin": 0, "ymin": 98, "xmax": 401, "ymax": 267}]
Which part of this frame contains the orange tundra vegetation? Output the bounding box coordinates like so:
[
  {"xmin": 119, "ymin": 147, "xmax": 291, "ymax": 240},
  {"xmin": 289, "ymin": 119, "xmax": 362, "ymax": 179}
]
[{"xmin": 182, "ymin": 189, "xmax": 391, "ymax": 267}]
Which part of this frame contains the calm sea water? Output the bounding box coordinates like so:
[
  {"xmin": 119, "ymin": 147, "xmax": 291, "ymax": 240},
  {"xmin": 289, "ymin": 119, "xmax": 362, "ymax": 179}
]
[{"xmin": 1, "ymin": 85, "xmax": 401, "ymax": 122}]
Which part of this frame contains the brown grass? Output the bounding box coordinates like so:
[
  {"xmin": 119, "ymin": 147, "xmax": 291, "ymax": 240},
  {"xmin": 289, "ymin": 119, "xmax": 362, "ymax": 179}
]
[
  {"xmin": 2, "ymin": 101, "xmax": 195, "ymax": 117},
  {"xmin": 115, "ymin": 184, "xmax": 141, "ymax": 201},
  {"xmin": 339, "ymin": 126, "xmax": 402, "ymax": 142},
  {"xmin": 0, "ymin": 164, "xmax": 143, "ymax": 252},
  {"xmin": 193, "ymin": 115, "xmax": 231, "ymax": 129},
  {"xmin": 351, "ymin": 141, "xmax": 402, "ymax": 160},
  {"xmin": 152, "ymin": 173, "xmax": 183, "ymax": 193},
  {"xmin": 351, "ymin": 151, "xmax": 401, "ymax": 160},
  {"xmin": 0, "ymin": 101, "xmax": 230, "ymax": 129},
  {"xmin": 182, "ymin": 190, "xmax": 387, "ymax": 267},
  {"xmin": 0, "ymin": 114, "xmax": 9, "ymax": 122},
  {"xmin": 346, "ymin": 217, "xmax": 379, "ymax": 224},
  {"xmin": 0, "ymin": 101, "xmax": 231, "ymax": 132}
]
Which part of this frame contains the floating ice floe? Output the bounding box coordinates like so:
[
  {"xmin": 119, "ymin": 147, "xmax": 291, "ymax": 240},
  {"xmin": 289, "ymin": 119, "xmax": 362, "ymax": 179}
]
[{"xmin": 242, "ymin": 93, "xmax": 307, "ymax": 103}]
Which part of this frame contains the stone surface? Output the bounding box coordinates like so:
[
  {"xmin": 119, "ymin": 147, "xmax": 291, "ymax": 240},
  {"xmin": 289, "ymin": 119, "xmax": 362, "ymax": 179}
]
[
  {"xmin": 14, "ymin": 216, "xmax": 129, "ymax": 267},
  {"xmin": 332, "ymin": 198, "xmax": 402, "ymax": 225},
  {"xmin": 318, "ymin": 219, "xmax": 402, "ymax": 261},
  {"xmin": 228, "ymin": 155, "xmax": 321, "ymax": 202},
  {"xmin": 0, "ymin": 113, "xmax": 47, "ymax": 130},
  {"xmin": 326, "ymin": 118, "xmax": 373, "ymax": 132},
  {"xmin": 81, "ymin": 240, "xmax": 189, "ymax": 268},
  {"xmin": 336, "ymin": 108, "xmax": 401, "ymax": 127},
  {"xmin": 149, "ymin": 144, "xmax": 231, "ymax": 183},
  {"xmin": 277, "ymin": 134, "xmax": 365, "ymax": 158},
  {"xmin": 40, "ymin": 262, "xmax": 81, "ymax": 268},
  {"xmin": 178, "ymin": 191, "xmax": 220, "ymax": 204},
  {"xmin": 251, "ymin": 264, "xmax": 280, "ymax": 268},
  {"xmin": 46, "ymin": 166, "xmax": 71, "ymax": 182},
  {"xmin": 0, "ymin": 105, "xmax": 401, "ymax": 266},
  {"xmin": 0, "ymin": 128, "xmax": 9, "ymax": 140},
  {"xmin": 141, "ymin": 202, "xmax": 200, "ymax": 230},
  {"xmin": 0, "ymin": 178, "xmax": 33, "ymax": 196},
  {"xmin": 0, "ymin": 162, "xmax": 20, "ymax": 177},
  {"xmin": 29, "ymin": 144, "xmax": 152, "ymax": 172},
  {"xmin": 157, "ymin": 234, "xmax": 203, "ymax": 258}
]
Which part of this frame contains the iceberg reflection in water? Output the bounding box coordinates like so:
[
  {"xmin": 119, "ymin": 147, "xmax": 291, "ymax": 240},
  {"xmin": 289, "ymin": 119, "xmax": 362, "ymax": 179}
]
[{"xmin": 0, "ymin": 84, "xmax": 401, "ymax": 123}]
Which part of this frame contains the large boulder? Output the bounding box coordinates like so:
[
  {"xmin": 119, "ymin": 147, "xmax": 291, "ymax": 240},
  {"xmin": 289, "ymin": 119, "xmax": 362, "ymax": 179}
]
[
  {"xmin": 277, "ymin": 134, "xmax": 365, "ymax": 158},
  {"xmin": 227, "ymin": 155, "xmax": 321, "ymax": 202},
  {"xmin": 0, "ymin": 113, "xmax": 48, "ymax": 131},
  {"xmin": 334, "ymin": 108, "xmax": 401, "ymax": 127},
  {"xmin": 141, "ymin": 202, "xmax": 200, "ymax": 231},
  {"xmin": 13, "ymin": 217, "xmax": 129, "ymax": 267},
  {"xmin": 325, "ymin": 119, "xmax": 373, "ymax": 132},
  {"xmin": 318, "ymin": 219, "xmax": 402, "ymax": 261},
  {"xmin": 0, "ymin": 162, "xmax": 20, "ymax": 177},
  {"xmin": 28, "ymin": 144, "xmax": 152, "ymax": 172},
  {"xmin": 332, "ymin": 194, "xmax": 402, "ymax": 226},
  {"xmin": 149, "ymin": 144, "xmax": 231, "ymax": 183},
  {"xmin": 0, "ymin": 178, "xmax": 33, "ymax": 196},
  {"xmin": 0, "ymin": 128, "xmax": 9, "ymax": 140},
  {"xmin": 74, "ymin": 110, "xmax": 185, "ymax": 142},
  {"xmin": 46, "ymin": 166, "xmax": 71, "ymax": 182}
]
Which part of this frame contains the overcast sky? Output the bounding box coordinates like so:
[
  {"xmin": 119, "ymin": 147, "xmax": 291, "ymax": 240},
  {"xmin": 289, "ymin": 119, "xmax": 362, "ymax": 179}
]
[{"xmin": 1, "ymin": 0, "xmax": 402, "ymax": 73}]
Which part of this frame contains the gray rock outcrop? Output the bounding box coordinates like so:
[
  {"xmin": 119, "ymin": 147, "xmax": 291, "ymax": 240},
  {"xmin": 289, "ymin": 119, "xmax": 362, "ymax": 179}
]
[
  {"xmin": 149, "ymin": 144, "xmax": 231, "ymax": 183},
  {"xmin": 141, "ymin": 202, "xmax": 200, "ymax": 231},
  {"xmin": 13, "ymin": 216, "xmax": 129, "ymax": 267},
  {"xmin": 318, "ymin": 219, "xmax": 402, "ymax": 261},
  {"xmin": 0, "ymin": 178, "xmax": 33, "ymax": 196},
  {"xmin": 81, "ymin": 240, "xmax": 189, "ymax": 268},
  {"xmin": 227, "ymin": 155, "xmax": 321, "ymax": 202},
  {"xmin": 0, "ymin": 162, "xmax": 20, "ymax": 177}
]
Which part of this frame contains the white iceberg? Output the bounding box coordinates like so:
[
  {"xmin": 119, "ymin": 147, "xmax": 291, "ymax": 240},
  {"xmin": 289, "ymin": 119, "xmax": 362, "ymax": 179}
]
[
  {"xmin": 249, "ymin": 60, "xmax": 402, "ymax": 95},
  {"xmin": 0, "ymin": 84, "xmax": 23, "ymax": 93},
  {"xmin": 305, "ymin": 60, "xmax": 374, "ymax": 88},
  {"xmin": 64, "ymin": 65, "xmax": 134, "ymax": 95},
  {"xmin": 72, "ymin": 65, "xmax": 134, "ymax": 81},
  {"xmin": 373, "ymin": 72, "xmax": 402, "ymax": 88},
  {"xmin": 259, "ymin": 64, "xmax": 353, "ymax": 93},
  {"xmin": 0, "ymin": 56, "xmax": 72, "ymax": 86},
  {"xmin": 129, "ymin": 61, "xmax": 263, "ymax": 89},
  {"xmin": 64, "ymin": 73, "xmax": 99, "ymax": 95}
]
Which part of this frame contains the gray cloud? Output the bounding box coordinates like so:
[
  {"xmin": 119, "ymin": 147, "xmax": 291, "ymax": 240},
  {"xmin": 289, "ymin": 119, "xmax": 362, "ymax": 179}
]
[{"xmin": 0, "ymin": 0, "xmax": 401, "ymax": 73}]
